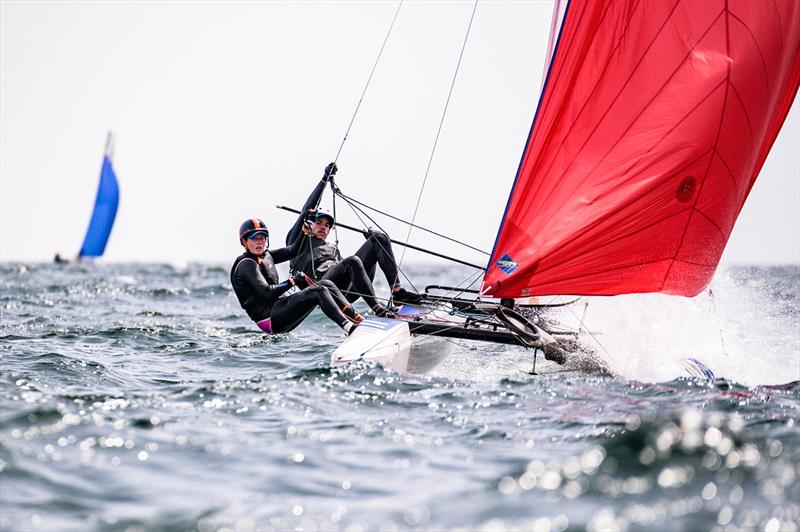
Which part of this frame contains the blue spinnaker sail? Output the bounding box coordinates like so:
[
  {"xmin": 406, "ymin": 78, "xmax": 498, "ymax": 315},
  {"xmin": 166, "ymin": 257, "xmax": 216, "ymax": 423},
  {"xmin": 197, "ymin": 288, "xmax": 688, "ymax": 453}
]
[{"xmin": 78, "ymin": 132, "xmax": 119, "ymax": 258}]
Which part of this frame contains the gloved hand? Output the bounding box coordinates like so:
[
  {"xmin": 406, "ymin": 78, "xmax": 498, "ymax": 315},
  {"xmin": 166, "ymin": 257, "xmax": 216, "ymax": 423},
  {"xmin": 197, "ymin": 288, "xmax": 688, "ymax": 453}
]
[
  {"xmin": 362, "ymin": 227, "xmax": 383, "ymax": 239},
  {"xmin": 322, "ymin": 162, "xmax": 338, "ymax": 182},
  {"xmin": 305, "ymin": 208, "xmax": 317, "ymax": 221},
  {"xmin": 291, "ymin": 272, "xmax": 309, "ymax": 289}
]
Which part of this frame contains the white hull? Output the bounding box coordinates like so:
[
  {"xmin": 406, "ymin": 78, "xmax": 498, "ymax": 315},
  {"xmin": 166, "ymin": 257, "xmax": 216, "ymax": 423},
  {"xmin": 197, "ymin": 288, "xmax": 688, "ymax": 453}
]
[{"xmin": 332, "ymin": 306, "xmax": 461, "ymax": 374}]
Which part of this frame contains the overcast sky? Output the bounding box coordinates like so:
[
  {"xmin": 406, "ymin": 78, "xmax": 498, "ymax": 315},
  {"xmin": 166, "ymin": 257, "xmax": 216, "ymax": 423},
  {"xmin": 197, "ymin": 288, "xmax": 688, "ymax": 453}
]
[{"xmin": 2, "ymin": 0, "xmax": 798, "ymax": 266}]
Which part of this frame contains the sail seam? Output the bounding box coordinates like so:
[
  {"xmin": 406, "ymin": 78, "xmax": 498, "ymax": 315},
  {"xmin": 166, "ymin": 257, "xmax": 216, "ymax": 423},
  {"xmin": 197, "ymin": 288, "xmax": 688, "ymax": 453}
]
[
  {"xmin": 725, "ymin": 82, "xmax": 756, "ymax": 139},
  {"xmin": 712, "ymin": 147, "xmax": 739, "ymax": 190},
  {"xmin": 525, "ymin": 254, "xmax": 718, "ymax": 295},
  {"xmin": 508, "ymin": 19, "xmax": 728, "ymax": 276},
  {"xmin": 769, "ymin": 0, "xmax": 785, "ymax": 51},
  {"xmin": 485, "ymin": 0, "xmax": 581, "ymax": 273},
  {"xmin": 691, "ymin": 206, "xmax": 726, "ymax": 241},
  {"xmin": 601, "ymin": 80, "xmax": 726, "ymax": 192},
  {"xmin": 531, "ymin": 0, "xmax": 694, "ymax": 210},
  {"xmin": 729, "ymin": 11, "xmax": 772, "ymax": 94},
  {"xmin": 663, "ymin": 148, "xmax": 726, "ymax": 279},
  {"xmin": 662, "ymin": 0, "xmax": 733, "ymax": 289},
  {"xmin": 524, "ymin": 0, "xmax": 628, "ymax": 204},
  {"xmin": 528, "ymin": 204, "xmax": 696, "ymax": 281},
  {"xmin": 526, "ymin": 150, "xmax": 713, "ymax": 277},
  {"xmin": 524, "ymin": 257, "xmax": 675, "ymax": 294}
]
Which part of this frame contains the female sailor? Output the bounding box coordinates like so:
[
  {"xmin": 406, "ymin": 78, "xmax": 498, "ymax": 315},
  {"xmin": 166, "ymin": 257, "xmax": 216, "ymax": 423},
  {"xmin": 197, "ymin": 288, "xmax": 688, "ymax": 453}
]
[{"xmin": 231, "ymin": 218, "xmax": 362, "ymax": 335}]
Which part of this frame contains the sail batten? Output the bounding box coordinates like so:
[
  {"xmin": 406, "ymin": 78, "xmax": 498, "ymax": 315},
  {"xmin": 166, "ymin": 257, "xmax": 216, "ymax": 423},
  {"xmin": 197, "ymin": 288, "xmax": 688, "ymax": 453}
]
[{"xmin": 483, "ymin": 0, "xmax": 800, "ymax": 298}]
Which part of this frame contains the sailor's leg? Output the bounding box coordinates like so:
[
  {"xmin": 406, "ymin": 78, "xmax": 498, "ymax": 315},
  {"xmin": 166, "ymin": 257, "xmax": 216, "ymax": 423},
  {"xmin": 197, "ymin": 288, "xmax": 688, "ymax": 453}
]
[
  {"xmin": 322, "ymin": 256, "xmax": 383, "ymax": 308},
  {"xmin": 319, "ymin": 260, "xmax": 355, "ymax": 294},
  {"xmin": 317, "ymin": 279, "xmax": 363, "ymax": 322},
  {"xmin": 270, "ymin": 286, "xmax": 354, "ymax": 334},
  {"xmin": 354, "ymin": 232, "xmax": 421, "ymax": 304},
  {"xmin": 324, "ymin": 255, "xmax": 386, "ymax": 314},
  {"xmin": 268, "ymin": 293, "xmax": 317, "ymax": 333},
  {"xmin": 354, "ymin": 232, "xmax": 399, "ymax": 289}
]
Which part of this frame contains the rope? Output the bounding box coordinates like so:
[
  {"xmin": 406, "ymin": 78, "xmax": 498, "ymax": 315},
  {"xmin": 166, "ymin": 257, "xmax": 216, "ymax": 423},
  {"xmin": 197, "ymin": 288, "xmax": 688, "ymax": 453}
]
[
  {"xmin": 334, "ymin": 191, "xmax": 421, "ymax": 293},
  {"xmin": 334, "ymin": 0, "xmax": 404, "ymax": 163},
  {"xmin": 331, "ymin": 185, "xmax": 341, "ymax": 258},
  {"xmin": 307, "ymin": 235, "xmax": 318, "ymax": 280},
  {"xmin": 336, "ymin": 189, "xmax": 481, "ymax": 306},
  {"xmin": 399, "ymin": 0, "xmax": 479, "ymax": 267},
  {"xmin": 332, "ymin": 187, "xmax": 495, "ymax": 317},
  {"xmin": 320, "ymin": 188, "xmax": 487, "ymax": 317},
  {"xmin": 335, "ymin": 190, "xmax": 489, "ymax": 255}
]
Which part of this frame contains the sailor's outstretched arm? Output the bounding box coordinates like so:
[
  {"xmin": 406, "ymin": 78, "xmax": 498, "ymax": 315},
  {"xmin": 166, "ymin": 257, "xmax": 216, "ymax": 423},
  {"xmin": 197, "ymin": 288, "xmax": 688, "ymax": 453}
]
[
  {"xmin": 272, "ymin": 227, "xmax": 307, "ymax": 263},
  {"xmin": 235, "ymin": 257, "xmax": 294, "ymax": 302},
  {"xmin": 285, "ymin": 163, "xmax": 337, "ymax": 245}
]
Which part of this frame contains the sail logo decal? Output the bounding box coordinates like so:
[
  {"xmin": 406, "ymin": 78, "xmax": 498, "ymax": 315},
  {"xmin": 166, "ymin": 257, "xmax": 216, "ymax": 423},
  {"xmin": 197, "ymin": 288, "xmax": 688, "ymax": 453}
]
[{"xmin": 496, "ymin": 253, "xmax": 519, "ymax": 275}]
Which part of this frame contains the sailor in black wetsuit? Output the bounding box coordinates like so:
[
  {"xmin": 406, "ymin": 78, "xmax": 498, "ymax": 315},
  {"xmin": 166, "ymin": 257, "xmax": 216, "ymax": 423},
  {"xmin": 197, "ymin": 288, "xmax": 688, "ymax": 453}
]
[
  {"xmin": 231, "ymin": 218, "xmax": 363, "ymax": 335},
  {"xmin": 285, "ymin": 163, "xmax": 422, "ymax": 310}
]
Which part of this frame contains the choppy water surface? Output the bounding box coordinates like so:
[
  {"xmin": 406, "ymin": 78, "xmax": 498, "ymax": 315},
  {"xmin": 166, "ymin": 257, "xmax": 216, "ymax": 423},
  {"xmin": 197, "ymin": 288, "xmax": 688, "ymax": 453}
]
[{"xmin": 1, "ymin": 263, "xmax": 798, "ymax": 531}]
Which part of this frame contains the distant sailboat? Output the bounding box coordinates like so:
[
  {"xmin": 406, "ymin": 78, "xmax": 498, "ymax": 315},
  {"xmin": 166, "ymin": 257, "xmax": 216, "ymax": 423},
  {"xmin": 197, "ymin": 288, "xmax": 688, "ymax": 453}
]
[{"xmin": 77, "ymin": 131, "xmax": 119, "ymax": 260}]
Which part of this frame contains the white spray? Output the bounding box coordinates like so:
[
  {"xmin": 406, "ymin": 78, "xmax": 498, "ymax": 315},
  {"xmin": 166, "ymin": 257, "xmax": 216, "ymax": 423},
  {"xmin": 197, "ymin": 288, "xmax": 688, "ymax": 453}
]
[{"xmin": 565, "ymin": 266, "xmax": 800, "ymax": 386}]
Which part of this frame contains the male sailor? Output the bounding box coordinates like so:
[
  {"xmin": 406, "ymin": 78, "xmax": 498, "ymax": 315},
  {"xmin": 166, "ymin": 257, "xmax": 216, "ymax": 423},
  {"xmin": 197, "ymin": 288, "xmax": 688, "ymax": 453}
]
[
  {"xmin": 231, "ymin": 218, "xmax": 362, "ymax": 335},
  {"xmin": 285, "ymin": 163, "xmax": 422, "ymax": 312}
]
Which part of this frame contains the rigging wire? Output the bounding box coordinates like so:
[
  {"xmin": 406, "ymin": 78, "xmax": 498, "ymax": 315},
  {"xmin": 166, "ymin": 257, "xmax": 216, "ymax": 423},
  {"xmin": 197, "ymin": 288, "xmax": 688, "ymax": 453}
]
[
  {"xmin": 323, "ymin": 1, "xmax": 401, "ymax": 268},
  {"xmin": 334, "ymin": 190, "xmax": 422, "ymax": 293},
  {"xmin": 330, "ymin": 187, "xmax": 485, "ymax": 270},
  {"xmin": 328, "ymin": 188, "xmax": 487, "ymax": 313},
  {"xmin": 333, "ymin": 0, "xmax": 404, "ymax": 163},
  {"xmin": 399, "ymin": 0, "xmax": 480, "ymax": 267},
  {"xmin": 331, "ymin": 182, "xmax": 340, "ymax": 258},
  {"xmin": 562, "ymin": 298, "xmax": 616, "ymax": 366},
  {"xmin": 334, "ymin": 190, "xmax": 489, "ymax": 255},
  {"xmin": 707, "ymin": 288, "xmax": 728, "ymax": 356},
  {"xmin": 335, "ymin": 188, "xmax": 488, "ymax": 316}
]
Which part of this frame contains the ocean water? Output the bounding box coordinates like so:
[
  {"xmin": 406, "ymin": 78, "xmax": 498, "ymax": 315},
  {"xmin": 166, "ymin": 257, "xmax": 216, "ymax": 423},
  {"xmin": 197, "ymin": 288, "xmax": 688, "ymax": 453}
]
[{"xmin": 1, "ymin": 262, "xmax": 798, "ymax": 531}]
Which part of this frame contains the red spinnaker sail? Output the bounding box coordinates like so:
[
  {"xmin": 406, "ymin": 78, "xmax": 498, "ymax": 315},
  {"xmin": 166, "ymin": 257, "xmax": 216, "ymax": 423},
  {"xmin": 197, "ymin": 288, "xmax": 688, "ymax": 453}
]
[{"xmin": 483, "ymin": 0, "xmax": 800, "ymax": 298}]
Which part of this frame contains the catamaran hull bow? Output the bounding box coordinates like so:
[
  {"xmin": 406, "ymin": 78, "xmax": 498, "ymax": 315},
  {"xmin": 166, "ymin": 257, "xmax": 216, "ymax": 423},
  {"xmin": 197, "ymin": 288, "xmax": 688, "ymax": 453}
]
[{"xmin": 332, "ymin": 317, "xmax": 453, "ymax": 374}]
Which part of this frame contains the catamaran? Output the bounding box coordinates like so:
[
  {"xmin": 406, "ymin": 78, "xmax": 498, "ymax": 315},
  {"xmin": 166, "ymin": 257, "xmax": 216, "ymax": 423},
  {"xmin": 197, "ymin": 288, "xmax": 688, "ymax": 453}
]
[{"xmin": 302, "ymin": 0, "xmax": 800, "ymax": 374}]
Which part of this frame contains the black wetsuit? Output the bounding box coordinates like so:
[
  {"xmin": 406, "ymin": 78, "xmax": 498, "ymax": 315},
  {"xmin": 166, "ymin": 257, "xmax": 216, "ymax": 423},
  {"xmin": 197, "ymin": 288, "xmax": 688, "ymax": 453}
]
[
  {"xmin": 230, "ymin": 238, "xmax": 357, "ymax": 334},
  {"xmin": 286, "ymin": 178, "xmax": 401, "ymax": 305}
]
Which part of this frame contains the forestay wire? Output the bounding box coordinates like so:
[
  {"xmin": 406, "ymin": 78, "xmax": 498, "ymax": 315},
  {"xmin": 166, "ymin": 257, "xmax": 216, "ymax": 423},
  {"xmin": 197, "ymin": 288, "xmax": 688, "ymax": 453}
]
[
  {"xmin": 333, "ymin": 0, "xmax": 404, "ymax": 163},
  {"xmin": 399, "ymin": 0, "xmax": 479, "ymax": 268},
  {"xmin": 325, "ymin": 0, "xmax": 483, "ymax": 303}
]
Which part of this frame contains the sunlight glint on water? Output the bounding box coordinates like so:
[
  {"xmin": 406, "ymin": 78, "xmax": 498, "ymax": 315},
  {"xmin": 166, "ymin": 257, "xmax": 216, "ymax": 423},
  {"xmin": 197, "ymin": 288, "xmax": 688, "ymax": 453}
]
[{"xmin": 0, "ymin": 262, "xmax": 797, "ymax": 530}]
